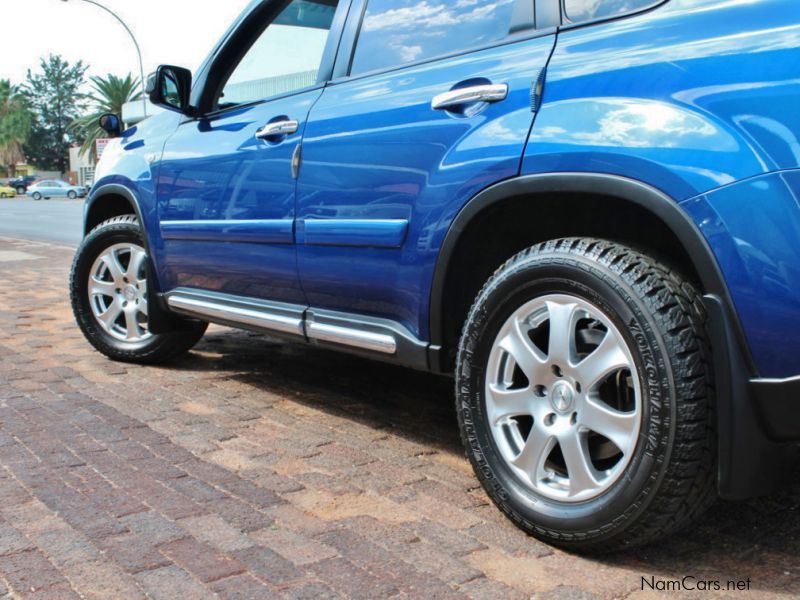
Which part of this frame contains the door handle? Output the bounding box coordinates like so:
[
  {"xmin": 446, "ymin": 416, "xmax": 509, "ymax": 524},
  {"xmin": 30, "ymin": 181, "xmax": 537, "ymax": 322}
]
[
  {"xmin": 431, "ymin": 83, "xmax": 508, "ymax": 111},
  {"xmin": 255, "ymin": 119, "xmax": 299, "ymax": 140}
]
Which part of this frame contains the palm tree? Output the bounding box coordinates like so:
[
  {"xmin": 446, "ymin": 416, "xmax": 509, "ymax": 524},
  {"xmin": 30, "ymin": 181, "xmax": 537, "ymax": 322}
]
[
  {"xmin": 0, "ymin": 79, "xmax": 32, "ymax": 177},
  {"xmin": 71, "ymin": 73, "xmax": 142, "ymax": 157}
]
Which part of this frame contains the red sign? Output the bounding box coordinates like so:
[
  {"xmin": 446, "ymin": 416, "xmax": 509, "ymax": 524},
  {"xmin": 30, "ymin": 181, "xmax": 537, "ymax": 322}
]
[{"xmin": 96, "ymin": 138, "xmax": 110, "ymax": 159}]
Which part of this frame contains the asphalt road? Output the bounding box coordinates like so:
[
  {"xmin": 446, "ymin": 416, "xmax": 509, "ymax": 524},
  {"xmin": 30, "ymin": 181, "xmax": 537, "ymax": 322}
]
[{"xmin": 0, "ymin": 197, "xmax": 84, "ymax": 246}]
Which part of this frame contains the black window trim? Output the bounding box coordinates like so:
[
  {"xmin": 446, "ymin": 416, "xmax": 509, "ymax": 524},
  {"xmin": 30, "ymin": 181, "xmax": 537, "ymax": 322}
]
[{"xmin": 331, "ymin": 0, "xmax": 557, "ymax": 86}]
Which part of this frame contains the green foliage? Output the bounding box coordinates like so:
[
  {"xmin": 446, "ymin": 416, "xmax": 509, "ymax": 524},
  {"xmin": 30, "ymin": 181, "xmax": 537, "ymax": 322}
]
[
  {"xmin": 0, "ymin": 79, "xmax": 32, "ymax": 176},
  {"xmin": 71, "ymin": 73, "xmax": 142, "ymax": 157},
  {"xmin": 23, "ymin": 54, "xmax": 88, "ymax": 172}
]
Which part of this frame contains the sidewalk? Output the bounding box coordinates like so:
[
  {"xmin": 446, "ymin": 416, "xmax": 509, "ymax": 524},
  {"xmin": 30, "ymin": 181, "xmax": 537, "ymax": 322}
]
[{"xmin": 0, "ymin": 236, "xmax": 798, "ymax": 599}]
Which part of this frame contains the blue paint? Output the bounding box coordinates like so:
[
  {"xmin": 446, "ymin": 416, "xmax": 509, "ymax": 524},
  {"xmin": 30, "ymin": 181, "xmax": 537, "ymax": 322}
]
[
  {"xmin": 161, "ymin": 220, "xmax": 294, "ymax": 244},
  {"xmin": 299, "ymin": 219, "xmax": 409, "ymax": 248}
]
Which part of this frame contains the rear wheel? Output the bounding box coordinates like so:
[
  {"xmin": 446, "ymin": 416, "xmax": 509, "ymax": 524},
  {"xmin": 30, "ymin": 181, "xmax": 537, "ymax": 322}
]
[
  {"xmin": 32, "ymin": 192, "xmax": 42, "ymax": 201},
  {"xmin": 70, "ymin": 215, "xmax": 207, "ymax": 364},
  {"xmin": 16, "ymin": 186, "xmax": 24, "ymax": 195},
  {"xmin": 456, "ymin": 238, "xmax": 716, "ymax": 551},
  {"xmin": 68, "ymin": 190, "xmax": 77, "ymax": 199},
  {"xmin": 0, "ymin": 193, "xmax": 6, "ymax": 198}
]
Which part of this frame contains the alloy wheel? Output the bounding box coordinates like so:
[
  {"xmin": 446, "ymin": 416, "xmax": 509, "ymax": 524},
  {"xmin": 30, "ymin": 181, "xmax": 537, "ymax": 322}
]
[
  {"xmin": 485, "ymin": 294, "xmax": 641, "ymax": 502},
  {"xmin": 87, "ymin": 242, "xmax": 151, "ymax": 342}
]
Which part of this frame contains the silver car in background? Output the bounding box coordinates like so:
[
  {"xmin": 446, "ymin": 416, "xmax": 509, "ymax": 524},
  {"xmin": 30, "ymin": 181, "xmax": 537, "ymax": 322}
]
[{"xmin": 27, "ymin": 180, "xmax": 87, "ymax": 201}]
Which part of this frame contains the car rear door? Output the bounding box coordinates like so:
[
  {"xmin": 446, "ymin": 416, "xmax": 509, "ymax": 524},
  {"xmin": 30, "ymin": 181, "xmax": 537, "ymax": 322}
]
[
  {"xmin": 296, "ymin": 0, "xmax": 557, "ymax": 342},
  {"xmin": 156, "ymin": 0, "xmax": 347, "ymax": 305}
]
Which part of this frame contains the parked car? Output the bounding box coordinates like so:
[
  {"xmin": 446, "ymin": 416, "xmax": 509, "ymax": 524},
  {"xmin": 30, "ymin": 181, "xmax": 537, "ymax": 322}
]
[
  {"xmin": 70, "ymin": 0, "xmax": 800, "ymax": 551},
  {"xmin": 8, "ymin": 175, "xmax": 38, "ymax": 195},
  {"xmin": 0, "ymin": 184, "xmax": 16, "ymax": 198},
  {"xmin": 27, "ymin": 180, "xmax": 87, "ymax": 200}
]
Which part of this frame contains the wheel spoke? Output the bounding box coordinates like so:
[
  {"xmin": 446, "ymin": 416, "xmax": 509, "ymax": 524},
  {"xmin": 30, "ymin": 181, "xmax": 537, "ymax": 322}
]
[
  {"xmin": 576, "ymin": 329, "xmax": 630, "ymax": 390},
  {"xmin": 487, "ymin": 384, "xmax": 532, "ymax": 423},
  {"xmin": 498, "ymin": 320, "xmax": 548, "ymax": 383},
  {"xmin": 546, "ymin": 301, "xmax": 578, "ymax": 366},
  {"xmin": 512, "ymin": 428, "xmax": 556, "ymax": 482},
  {"xmin": 559, "ymin": 430, "xmax": 601, "ymax": 497},
  {"xmin": 123, "ymin": 310, "xmax": 141, "ymax": 340},
  {"xmin": 101, "ymin": 251, "xmax": 126, "ymax": 285},
  {"xmin": 127, "ymin": 248, "xmax": 147, "ymax": 281},
  {"xmin": 98, "ymin": 303, "xmax": 122, "ymax": 329},
  {"xmin": 138, "ymin": 299, "xmax": 149, "ymax": 317},
  {"xmin": 89, "ymin": 277, "xmax": 117, "ymax": 297},
  {"xmin": 581, "ymin": 398, "xmax": 638, "ymax": 455}
]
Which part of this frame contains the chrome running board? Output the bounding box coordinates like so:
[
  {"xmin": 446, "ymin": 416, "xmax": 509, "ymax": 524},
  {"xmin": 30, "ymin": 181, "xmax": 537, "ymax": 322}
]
[{"xmin": 165, "ymin": 287, "xmax": 430, "ymax": 369}]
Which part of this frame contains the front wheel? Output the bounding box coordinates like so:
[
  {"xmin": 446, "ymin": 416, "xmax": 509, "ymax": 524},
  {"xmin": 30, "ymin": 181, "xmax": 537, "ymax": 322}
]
[
  {"xmin": 70, "ymin": 214, "xmax": 207, "ymax": 364},
  {"xmin": 16, "ymin": 186, "xmax": 25, "ymax": 195},
  {"xmin": 456, "ymin": 238, "xmax": 716, "ymax": 551},
  {"xmin": 0, "ymin": 193, "xmax": 6, "ymax": 198},
  {"xmin": 31, "ymin": 192, "xmax": 42, "ymax": 201}
]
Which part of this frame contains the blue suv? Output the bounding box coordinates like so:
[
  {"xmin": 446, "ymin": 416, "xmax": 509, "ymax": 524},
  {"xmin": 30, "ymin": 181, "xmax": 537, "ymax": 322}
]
[{"xmin": 70, "ymin": 0, "xmax": 800, "ymax": 550}]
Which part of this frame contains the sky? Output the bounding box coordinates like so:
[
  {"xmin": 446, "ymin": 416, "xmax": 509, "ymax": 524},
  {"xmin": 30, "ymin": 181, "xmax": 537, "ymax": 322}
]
[{"xmin": 1, "ymin": 0, "xmax": 255, "ymax": 87}]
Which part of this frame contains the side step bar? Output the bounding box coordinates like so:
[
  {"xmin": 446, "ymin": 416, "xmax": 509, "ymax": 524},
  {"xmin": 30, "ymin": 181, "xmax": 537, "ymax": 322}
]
[{"xmin": 165, "ymin": 288, "xmax": 430, "ymax": 370}]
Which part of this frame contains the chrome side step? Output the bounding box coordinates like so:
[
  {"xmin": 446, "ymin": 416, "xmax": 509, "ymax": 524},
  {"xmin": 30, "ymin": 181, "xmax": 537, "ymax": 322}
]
[
  {"xmin": 166, "ymin": 290, "xmax": 304, "ymax": 337},
  {"xmin": 164, "ymin": 288, "xmax": 430, "ymax": 369}
]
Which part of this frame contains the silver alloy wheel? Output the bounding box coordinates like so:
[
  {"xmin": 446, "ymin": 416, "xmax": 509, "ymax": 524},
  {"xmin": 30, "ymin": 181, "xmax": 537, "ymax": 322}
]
[
  {"xmin": 485, "ymin": 294, "xmax": 641, "ymax": 503},
  {"xmin": 88, "ymin": 242, "xmax": 151, "ymax": 342}
]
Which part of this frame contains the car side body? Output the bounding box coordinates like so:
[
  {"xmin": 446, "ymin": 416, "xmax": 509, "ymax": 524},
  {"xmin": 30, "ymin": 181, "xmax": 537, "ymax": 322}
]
[{"xmin": 76, "ymin": 0, "xmax": 800, "ymax": 546}]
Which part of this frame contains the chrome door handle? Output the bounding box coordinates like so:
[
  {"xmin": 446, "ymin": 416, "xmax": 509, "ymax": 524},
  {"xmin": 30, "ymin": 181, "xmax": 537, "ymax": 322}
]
[
  {"xmin": 255, "ymin": 119, "xmax": 299, "ymax": 140},
  {"xmin": 431, "ymin": 84, "xmax": 509, "ymax": 110}
]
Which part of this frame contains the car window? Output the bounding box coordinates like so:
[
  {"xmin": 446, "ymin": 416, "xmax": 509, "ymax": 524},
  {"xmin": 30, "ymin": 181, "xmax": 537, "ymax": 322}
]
[
  {"xmin": 350, "ymin": 0, "xmax": 517, "ymax": 76},
  {"xmin": 563, "ymin": 0, "xmax": 659, "ymax": 23},
  {"xmin": 218, "ymin": 0, "xmax": 340, "ymax": 108}
]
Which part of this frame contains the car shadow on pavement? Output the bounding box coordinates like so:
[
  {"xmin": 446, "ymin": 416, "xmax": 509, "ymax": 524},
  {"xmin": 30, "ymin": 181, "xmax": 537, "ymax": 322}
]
[{"xmin": 169, "ymin": 329, "xmax": 800, "ymax": 592}]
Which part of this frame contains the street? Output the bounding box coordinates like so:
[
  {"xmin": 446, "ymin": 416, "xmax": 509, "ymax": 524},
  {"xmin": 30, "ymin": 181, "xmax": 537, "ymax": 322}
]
[
  {"xmin": 0, "ymin": 198, "xmax": 83, "ymax": 246},
  {"xmin": 0, "ymin": 226, "xmax": 798, "ymax": 598}
]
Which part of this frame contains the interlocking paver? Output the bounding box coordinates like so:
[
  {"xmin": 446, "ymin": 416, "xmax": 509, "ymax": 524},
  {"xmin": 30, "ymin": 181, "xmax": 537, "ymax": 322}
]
[{"xmin": 0, "ymin": 236, "xmax": 798, "ymax": 599}]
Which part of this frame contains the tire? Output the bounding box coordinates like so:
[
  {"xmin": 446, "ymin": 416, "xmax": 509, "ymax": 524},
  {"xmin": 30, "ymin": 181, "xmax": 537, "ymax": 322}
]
[
  {"xmin": 16, "ymin": 186, "xmax": 24, "ymax": 195},
  {"xmin": 32, "ymin": 192, "xmax": 42, "ymax": 201},
  {"xmin": 68, "ymin": 190, "xmax": 77, "ymax": 199},
  {"xmin": 0, "ymin": 193, "xmax": 6, "ymax": 198},
  {"xmin": 456, "ymin": 238, "xmax": 716, "ymax": 551},
  {"xmin": 70, "ymin": 214, "xmax": 207, "ymax": 364}
]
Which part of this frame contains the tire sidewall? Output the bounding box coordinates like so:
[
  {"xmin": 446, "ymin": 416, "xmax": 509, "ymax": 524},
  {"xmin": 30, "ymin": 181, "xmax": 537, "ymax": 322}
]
[
  {"xmin": 458, "ymin": 253, "xmax": 677, "ymax": 542},
  {"xmin": 32, "ymin": 192, "xmax": 41, "ymax": 201}
]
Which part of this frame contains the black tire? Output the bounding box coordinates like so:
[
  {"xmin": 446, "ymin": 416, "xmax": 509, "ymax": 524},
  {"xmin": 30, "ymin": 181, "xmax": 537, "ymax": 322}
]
[
  {"xmin": 70, "ymin": 214, "xmax": 207, "ymax": 364},
  {"xmin": 32, "ymin": 192, "xmax": 42, "ymax": 201},
  {"xmin": 0, "ymin": 193, "xmax": 6, "ymax": 198},
  {"xmin": 456, "ymin": 238, "xmax": 716, "ymax": 551},
  {"xmin": 16, "ymin": 186, "xmax": 24, "ymax": 195},
  {"xmin": 68, "ymin": 190, "xmax": 77, "ymax": 200}
]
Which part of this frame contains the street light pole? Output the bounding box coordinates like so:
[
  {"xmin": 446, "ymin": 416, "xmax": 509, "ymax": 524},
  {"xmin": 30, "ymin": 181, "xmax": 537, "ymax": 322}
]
[{"xmin": 61, "ymin": 0, "xmax": 147, "ymax": 119}]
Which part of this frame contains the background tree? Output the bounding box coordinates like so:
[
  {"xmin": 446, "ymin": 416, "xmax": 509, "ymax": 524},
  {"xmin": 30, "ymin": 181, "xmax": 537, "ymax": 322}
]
[
  {"xmin": 0, "ymin": 80, "xmax": 32, "ymax": 177},
  {"xmin": 23, "ymin": 54, "xmax": 88, "ymax": 173},
  {"xmin": 71, "ymin": 73, "xmax": 141, "ymax": 157}
]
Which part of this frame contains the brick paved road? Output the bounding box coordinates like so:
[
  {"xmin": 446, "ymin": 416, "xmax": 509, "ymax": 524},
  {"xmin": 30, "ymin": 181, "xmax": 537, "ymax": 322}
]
[{"xmin": 0, "ymin": 236, "xmax": 799, "ymax": 599}]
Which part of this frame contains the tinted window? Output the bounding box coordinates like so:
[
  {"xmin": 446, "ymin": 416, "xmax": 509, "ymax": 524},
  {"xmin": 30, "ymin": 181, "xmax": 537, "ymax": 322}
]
[
  {"xmin": 350, "ymin": 0, "xmax": 517, "ymax": 76},
  {"xmin": 564, "ymin": 0, "xmax": 658, "ymax": 23},
  {"xmin": 219, "ymin": 0, "xmax": 339, "ymax": 108}
]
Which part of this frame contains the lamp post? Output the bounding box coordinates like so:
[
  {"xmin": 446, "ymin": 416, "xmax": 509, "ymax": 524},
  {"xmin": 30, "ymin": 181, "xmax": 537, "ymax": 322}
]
[{"xmin": 61, "ymin": 0, "xmax": 147, "ymax": 119}]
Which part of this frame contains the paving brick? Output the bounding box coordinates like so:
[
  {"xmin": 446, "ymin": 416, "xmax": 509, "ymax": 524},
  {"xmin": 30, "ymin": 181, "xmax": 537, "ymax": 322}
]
[
  {"xmin": 134, "ymin": 565, "xmax": 210, "ymax": 600},
  {"xmin": 178, "ymin": 514, "xmax": 255, "ymax": 552},
  {"xmin": 210, "ymin": 573, "xmax": 275, "ymax": 599},
  {"xmin": 159, "ymin": 537, "xmax": 246, "ymax": 583},
  {"xmin": 231, "ymin": 545, "xmax": 304, "ymax": 586}
]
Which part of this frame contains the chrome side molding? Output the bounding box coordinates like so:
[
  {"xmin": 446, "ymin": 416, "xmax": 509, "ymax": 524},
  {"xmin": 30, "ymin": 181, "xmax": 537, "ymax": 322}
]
[
  {"xmin": 306, "ymin": 322, "xmax": 397, "ymax": 354},
  {"xmin": 164, "ymin": 288, "xmax": 432, "ymax": 369},
  {"xmin": 166, "ymin": 290, "xmax": 304, "ymax": 337}
]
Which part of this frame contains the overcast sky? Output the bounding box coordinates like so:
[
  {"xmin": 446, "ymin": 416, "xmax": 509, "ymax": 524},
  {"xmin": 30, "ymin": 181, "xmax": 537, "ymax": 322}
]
[{"xmin": 1, "ymin": 0, "xmax": 254, "ymax": 86}]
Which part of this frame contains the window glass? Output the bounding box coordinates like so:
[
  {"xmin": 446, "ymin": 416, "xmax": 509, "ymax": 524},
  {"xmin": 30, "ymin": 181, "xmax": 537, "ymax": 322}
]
[
  {"xmin": 219, "ymin": 0, "xmax": 339, "ymax": 108},
  {"xmin": 564, "ymin": 0, "xmax": 657, "ymax": 23},
  {"xmin": 350, "ymin": 0, "xmax": 517, "ymax": 76}
]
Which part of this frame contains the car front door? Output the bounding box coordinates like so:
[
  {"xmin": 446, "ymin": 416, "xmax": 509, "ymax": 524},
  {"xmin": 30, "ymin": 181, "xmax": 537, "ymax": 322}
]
[
  {"xmin": 156, "ymin": 0, "xmax": 346, "ymax": 304},
  {"xmin": 296, "ymin": 0, "xmax": 556, "ymax": 342}
]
